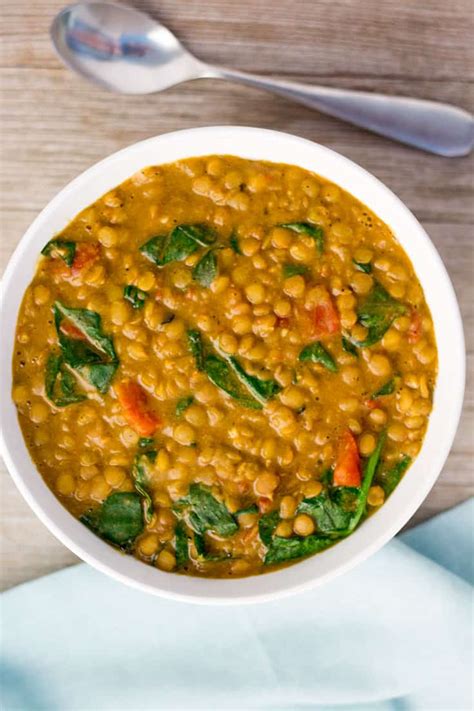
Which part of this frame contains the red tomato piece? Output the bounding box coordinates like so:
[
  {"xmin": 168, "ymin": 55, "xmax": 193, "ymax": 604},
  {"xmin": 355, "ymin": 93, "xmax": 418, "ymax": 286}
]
[
  {"xmin": 365, "ymin": 398, "xmax": 382, "ymax": 410},
  {"xmin": 333, "ymin": 430, "xmax": 361, "ymax": 488},
  {"xmin": 310, "ymin": 288, "xmax": 340, "ymax": 339},
  {"xmin": 71, "ymin": 243, "xmax": 100, "ymax": 276},
  {"xmin": 115, "ymin": 380, "xmax": 161, "ymax": 437},
  {"xmin": 408, "ymin": 310, "xmax": 422, "ymax": 344}
]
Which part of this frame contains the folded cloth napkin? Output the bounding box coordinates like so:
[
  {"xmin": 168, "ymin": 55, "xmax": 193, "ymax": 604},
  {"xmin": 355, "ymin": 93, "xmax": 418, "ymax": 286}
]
[{"xmin": 1, "ymin": 500, "xmax": 472, "ymax": 711}]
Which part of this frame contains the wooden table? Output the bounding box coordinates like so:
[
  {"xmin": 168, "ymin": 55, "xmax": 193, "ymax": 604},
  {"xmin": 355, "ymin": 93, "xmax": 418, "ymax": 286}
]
[{"xmin": 1, "ymin": 0, "xmax": 472, "ymax": 591}]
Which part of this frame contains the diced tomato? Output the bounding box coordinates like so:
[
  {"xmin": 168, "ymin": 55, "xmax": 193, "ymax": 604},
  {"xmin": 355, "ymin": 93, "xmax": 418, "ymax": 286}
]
[
  {"xmin": 365, "ymin": 398, "xmax": 382, "ymax": 410},
  {"xmin": 310, "ymin": 288, "xmax": 340, "ymax": 339},
  {"xmin": 115, "ymin": 380, "xmax": 161, "ymax": 437},
  {"xmin": 333, "ymin": 430, "xmax": 361, "ymax": 487},
  {"xmin": 408, "ymin": 310, "xmax": 422, "ymax": 344},
  {"xmin": 276, "ymin": 316, "xmax": 290, "ymax": 329},
  {"xmin": 258, "ymin": 497, "xmax": 273, "ymax": 514},
  {"xmin": 71, "ymin": 243, "xmax": 100, "ymax": 276},
  {"xmin": 59, "ymin": 320, "xmax": 87, "ymax": 340}
]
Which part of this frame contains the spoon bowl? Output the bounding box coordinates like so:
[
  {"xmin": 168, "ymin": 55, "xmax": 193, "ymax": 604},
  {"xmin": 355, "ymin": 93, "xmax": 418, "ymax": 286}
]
[{"xmin": 51, "ymin": 2, "xmax": 203, "ymax": 94}]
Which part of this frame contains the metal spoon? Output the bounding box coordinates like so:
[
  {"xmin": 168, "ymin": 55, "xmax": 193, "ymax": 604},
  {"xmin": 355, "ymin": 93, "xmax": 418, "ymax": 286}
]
[{"xmin": 51, "ymin": 1, "xmax": 473, "ymax": 157}]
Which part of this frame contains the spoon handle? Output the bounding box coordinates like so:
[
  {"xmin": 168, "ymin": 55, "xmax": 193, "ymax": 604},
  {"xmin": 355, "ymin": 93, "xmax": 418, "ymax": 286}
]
[{"xmin": 204, "ymin": 65, "xmax": 473, "ymax": 157}]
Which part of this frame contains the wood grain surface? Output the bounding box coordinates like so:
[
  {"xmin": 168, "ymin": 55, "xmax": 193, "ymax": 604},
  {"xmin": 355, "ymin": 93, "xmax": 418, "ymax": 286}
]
[{"xmin": 1, "ymin": 0, "xmax": 473, "ymax": 591}]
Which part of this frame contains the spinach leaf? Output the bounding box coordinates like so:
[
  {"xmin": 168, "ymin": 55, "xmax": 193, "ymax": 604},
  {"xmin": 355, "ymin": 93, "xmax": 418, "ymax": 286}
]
[
  {"xmin": 138, "ymin": 437, "xmax": 155, "ymax": 449},
  {"xmin": 342, "ymin": 336, "xmax": 358, "ymax": 357},
  {"xmin": 175, "ymin": 520, "xmax": 190, "ymax": 567},
  {"xmin": 372, "ymin": 378, "xmax": 396, "ymax": 398},
  {"xmin": 204, "ymin": 354, "xmax": 262, "ymax": 409},
  {"xmin": 175, "ymin": 484, "xmax": 238, "ymax": 538},
  {"xmin": 264, "ymin": 534, "xmax": 333, "ymax": 565},
  {"xmin": 297, "ymin": 490, "xmax": 355, "ymax": 535},
  {"xmin": 131, "ymin": 449, "xmax": 156, "ymax": 523},
  {"xmin": 45, "ymin": 352, "xmax": 86, "ymax": 407},
  {"xmin": 187, "ymin": 329, "xmax": 205, "ymax": 372},
  {"xmin": 41, "ymin": 239, "xmax": 77, "ymax": 266},
  {"xmin": 123, "ymin": 284, "xmax": 147, "ymax": 309},
  {"xmin": 192, "ymin": 531, "xmax": 230, "ymax": 562},
  {"xmin": 139, "ymin": 234, "xmax": 167, "ymax": 265},
  {"xmin": 353, "ymin": 259, "xmax": 372, "ymax": 274},
  {"xmin": 187, "ymin": 329, "xmax": 277, "ymax": 409},
  {"xmin": 347, "ymin": 431, "xmax": 386, "ymax": 533},
  {"xmin": 377, "ymin": 455, "xmax": 411, "ymax": 496},
  {"xmin": 140, "ymin": 225, "xmax": 216, "ymax": 267},
  {"xmin": 192, "ymin": 250, "xmax": 218, "ymax": 287},
  {"xmin": 160, "ymin": 227, "xmax": 200, "ymax": 264},
  {"xmin": 299, "ymin": 342, "xmax": 338, "ymax": 372},
  {"xmin": 282, "ymin": 263, "xmax": 308, "ymax": 278},
  {"xmin": 53, "ymin": 302, "xmax": 118, "ymax": 393},
  {"xmin": 81, "ymin": 492, "xmax": 144, "ymax": 546},
  {"xmin": 230, "ymin": 232, "xmax": 242, "ymax": 254},
  {"xmin": 236, "ymin": 503, "xmax": 259, "ymax": 516},
  {"xmin": 175, "ymin": 396, "xmax": 194, "ymax": 417},
  {"xmin": 173, "ymin": 224, "xmax": 216, "ymax": 248},
  {"xmin": 354, "ymin": 283, "xmax": 406, "ymax": 347},
  {"xmin": 228, "ymin": 356, "xmax": 281, "ymax": 404},
  {"xmin": 258, "ymin": 510, "xmax": 280, "ymax": 546},
  {"xmin": 279, "ymin": 222, "xmax": 324, "ymax": 254}
]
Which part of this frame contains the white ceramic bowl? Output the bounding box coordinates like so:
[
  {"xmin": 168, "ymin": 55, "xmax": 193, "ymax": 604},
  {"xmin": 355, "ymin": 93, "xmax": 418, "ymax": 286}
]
[{"xmin": 0, "ymin": 127, "xmax": 465, "ymax": 604}]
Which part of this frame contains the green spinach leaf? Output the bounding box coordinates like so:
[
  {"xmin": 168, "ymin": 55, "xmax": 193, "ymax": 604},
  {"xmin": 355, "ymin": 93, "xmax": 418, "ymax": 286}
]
[
  {"xmin": 299, "ymin": 342, "xmax": 338, "ymax": 372},
  {"xmin": 192, "ymin": 249, "xmax": 218, "ymax": 287},
  {"xmin": 236, "ymin": 503, "xmax": 259, "ymax": 517},
  {"xmin": 377, "ymin": 455, "xmax": 411, "ymax": 496},
  {"xmin": 228, "ymin": 356, "xmax": 281, "ymax": 404},
  {"xmin": 187, "ymin": 329, "xmax": 205, "ymax": 371},
  {"xmin": 372, "ymin": 378, "xmax": 396, "ymax": 398},
  {"xmin": 173, "ymin": 224, "xmax": 216, "ymax": 248},
  {"xmin": 138, "ymin": 437, "xmax": 155, "ymax": 449},
  {"xmin": 346, "ymin": 431, "xmax": 386, "ymax": 533},
  {"xmin": 264, "ymin": 534, "xmax": 333, "ymax": 565},
  {"xmin": 81, "ymin": 492, "xmax": 144, "ymax": 546},
  {"xmin": 353, "ymin": 259, "xmax": 372, "ymax": 274},
  {"xmin": 297, "ymin": 490, "xmax": 356, "ymax": 535},
  {"xmin": 175, "ymin": 484, "xmax": 238, "ymax": 538},
  {"xmin": 175, "ymin": 396, "xmax": 194, "ymax": 417},
  {"xmin": 45, "ymin": 352, "xmax": 86, "ymax": 407},
  {"xmin": 187, "ymin": 329, "xmax": 278, "ymax": 409},
  {"xmin": 41, "ymin": 239, "xmax": 77, "ymax": 266},
  {"xmin": 282, "ymin": 263, "xmax": 308, "ymax": 278},
  {"xmin": 279, "ymin": 222, "xmax": 324, "ymax": 254},
  {"xmin": 258, "ymin": 510, "xmax": 280, "ymax": 546},
  {"xmin": 175, "ymin": 520, "xmax": 190, "ymax": 567},
  {"xmin": 230, "ymin": 232, "xmax": 242, "ymax": 254},
  {"xmin": 123, "ymin": 284, "xmax": 147, "ymax": 309},
  {"xmin": 139, "ymin": 234, "xmax": 168, "ymax": 265},
  {"xmin": 342, "ymin": 336, "xmax": 358, "ymax": 357},
  {"xmin": 204, "ymin": 354, "xmax": 262, "ymax": 409},
  {"xmin": 53, "ymin": 302, "xmax": 119, "ymax": 394},
  {"xmin": 160, "ymin": 227, "xmax": 200, "ymax": 264},
  {"xmin": 131, "ymin": 450, "xmax": 156, "ymax": 523},
  {"xmin": 354, "ymin": 283, "xmax": 406, "ymax": 347}
]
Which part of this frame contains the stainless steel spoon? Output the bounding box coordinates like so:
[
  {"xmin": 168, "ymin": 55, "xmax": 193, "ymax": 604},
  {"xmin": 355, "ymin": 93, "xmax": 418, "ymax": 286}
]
[{"xmin": 51, "ymin": 1, "xmax": 474, "ymax": 157}]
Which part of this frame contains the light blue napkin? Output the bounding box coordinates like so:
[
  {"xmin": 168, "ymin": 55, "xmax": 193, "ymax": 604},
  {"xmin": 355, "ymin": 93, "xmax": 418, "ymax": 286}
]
[{"xmin": 1, "ymin": 500, "xmax": 472, "ymax": 711}]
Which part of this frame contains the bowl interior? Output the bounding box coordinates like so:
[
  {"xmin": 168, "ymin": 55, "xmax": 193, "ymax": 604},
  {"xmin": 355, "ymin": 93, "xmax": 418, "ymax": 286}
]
[{"xmin": 0, "ymin": 126, "xmax": 465, "ymax": 603}]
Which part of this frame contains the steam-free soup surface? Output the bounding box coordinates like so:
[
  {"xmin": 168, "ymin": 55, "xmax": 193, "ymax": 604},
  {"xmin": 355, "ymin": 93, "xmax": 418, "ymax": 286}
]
[{"xmin": 12, "ymin": 156, "xmax": 437, "ymax": 576}]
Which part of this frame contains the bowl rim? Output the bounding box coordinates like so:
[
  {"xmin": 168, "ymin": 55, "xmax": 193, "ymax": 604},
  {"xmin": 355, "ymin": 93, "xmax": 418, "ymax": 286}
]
[{"xmin": 0, "ymin": 126, "xmax": 465, "ymax": 604}]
